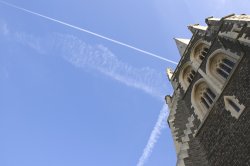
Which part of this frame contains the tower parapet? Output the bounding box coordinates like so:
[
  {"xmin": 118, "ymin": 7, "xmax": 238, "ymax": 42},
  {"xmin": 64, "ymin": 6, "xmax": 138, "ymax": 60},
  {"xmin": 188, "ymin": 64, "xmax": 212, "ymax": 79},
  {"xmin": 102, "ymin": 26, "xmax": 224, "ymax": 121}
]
[{"xmin": 188, "ymin": 24, "xmax": 207, "ymax": 33}]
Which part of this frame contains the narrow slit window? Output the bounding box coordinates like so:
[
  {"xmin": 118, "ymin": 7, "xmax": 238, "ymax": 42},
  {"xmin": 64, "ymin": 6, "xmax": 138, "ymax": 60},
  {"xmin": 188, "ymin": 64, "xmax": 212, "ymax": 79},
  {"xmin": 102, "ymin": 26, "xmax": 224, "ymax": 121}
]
[
  {"xmin": 204, "ymin": 47, "xmax": 209, "ymax": 52},
  {"xmin": 199, "ymin": 54, "xmax": 205, "ymax": 60},
  {"xmin": 224, "ymin": 96, "xmax": 246, "ymax": 119},
  {"xmin": 219, "ymin": 63, "xmax": 232, "ymax": 73},
  {"xmin": 203, "ymin": 93, "xmax": 213, "ymax": 105},
  {"xmin": 181, "ymin": 66, "xmax": 196, "ymax": 90},
  {"xmin": 189, "ymin": 74, "xmax": 194, "ymax": 80},
  {"xmin": 216, "ymin": 68, "xmax": 229, "ymax": 79},
  {"xmin": 228, "ymin": 99, "xmax": 241, "ymax": 112},
  {"xmin": 201, "ymin": 97, "xmax": 210, "ymax": 109},
  {"xmin": 222, "ymin": 59, "xmax": 235, "ymax": 68},
  {"xmin": 200, "ymin": 88, "xmax": 216, "ymax": 111},
  {"xmin": 207, "ymin": 88, "xmax": 216, "ymax": 99},
  {"xmin": 202, "ymin": 51, "xmax": 207, "ymax": 56},
  {"xmin": 186, "ymin": 70, "xmax": 196, "ymax": 84},
  {"xmin": 215, "ymin": 58, "xmax": 235, "ymax": 80}
]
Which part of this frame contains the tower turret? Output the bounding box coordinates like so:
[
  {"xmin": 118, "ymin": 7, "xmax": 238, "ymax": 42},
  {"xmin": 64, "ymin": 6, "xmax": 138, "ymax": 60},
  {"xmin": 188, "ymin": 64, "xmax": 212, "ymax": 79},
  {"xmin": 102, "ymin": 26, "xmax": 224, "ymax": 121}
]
[{"xmin": 174, "ymin": 38, "xmax": 190, "ymax": 56}]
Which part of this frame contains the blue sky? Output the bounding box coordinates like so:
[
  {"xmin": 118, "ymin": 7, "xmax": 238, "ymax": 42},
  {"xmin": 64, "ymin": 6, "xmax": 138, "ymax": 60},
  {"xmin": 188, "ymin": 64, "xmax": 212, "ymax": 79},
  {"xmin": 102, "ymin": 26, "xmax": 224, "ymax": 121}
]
[{"xmin": 1, "ymin": 1, "xmax": 250, "ymax": 166}]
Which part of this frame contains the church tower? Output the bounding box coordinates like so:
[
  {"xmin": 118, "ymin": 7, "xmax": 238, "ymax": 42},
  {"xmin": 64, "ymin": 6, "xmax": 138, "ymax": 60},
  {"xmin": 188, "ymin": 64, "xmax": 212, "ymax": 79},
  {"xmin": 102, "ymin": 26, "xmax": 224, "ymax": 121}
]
[{"xmin": 166, "ymin": 14, "xmax": 250, "ymax": 166}]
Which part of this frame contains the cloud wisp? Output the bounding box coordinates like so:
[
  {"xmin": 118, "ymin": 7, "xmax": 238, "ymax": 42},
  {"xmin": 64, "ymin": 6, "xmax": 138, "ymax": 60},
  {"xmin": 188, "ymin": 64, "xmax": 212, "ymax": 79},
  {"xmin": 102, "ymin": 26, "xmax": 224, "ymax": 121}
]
[
  {"xmin": 0, "ymin": 22, "xmax": 169, "ymax": 99},
  {"xmin": 0, "ymin": 20, "xmax": 9, "ymax": 36},
  {"xmin": 52, "ymin": 34, "xmax": 168, "ymax": 99},
  {"xmin": 1, "ymin": 23, "xmax": 9, "ymax": 35},
  {"xmin": 137, "ymin": 104, "xmax": 168, "ymax": 166}
]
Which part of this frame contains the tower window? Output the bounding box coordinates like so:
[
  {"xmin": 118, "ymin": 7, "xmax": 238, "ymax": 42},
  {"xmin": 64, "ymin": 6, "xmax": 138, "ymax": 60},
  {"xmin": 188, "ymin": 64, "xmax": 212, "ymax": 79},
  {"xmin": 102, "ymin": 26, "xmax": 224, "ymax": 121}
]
[
  {"xmin": 198, "ymin": 47, "xmax": 209, "ymax": 61},
  {"xmin": 180, "ymin": 65, "xmax": 196, "ymax": 91},
  {"xmin": 223, "ymin": 58, "xmax": 235, "ymax": 68},
  {"xmin": 192, "ymin": 80, "xmax": 217, "ymax": 120},
  {"xmin": 206, "ymin": 88, "xmax": 216, "ymax": 99},
  {"xmin": 216, "ymin": 58, "xmax": 235, "ymax": 79},
  {"xmin": 199, "ymin": 55, "xmax": 205, "ymax": 60},
  {"xmin": 204, "ymin": 48, "xmax": 209, "ymax": 52},
  {"xmin": 188, "ymin": 70, "xmax": 195, "ymax": 81},
  {"xmin": 200, "ymin": 88, "xmax": 215, "ymax": 110},
  {"xmin": 201, "ymin": 97, "xmax": 210, "ymax": 109},
  {"xmin": 216, "ymin": 68, "xmax": 228, "ymax": 79},
  {"xmin": 191, "ymin": 42, "xmax": 210, "ymax": 66},
  {"xmin": 207, "ymin": 52, "xmax": 238, "ymax": 86},
  {"xmin": 224, "ymin": 96, "xmax": 245, "ymax": 119},
  {"xmin": 219, "ymin": 63, "xmax": 231, "ymax": 73},
  {"xmin": 227, "ymin": 99, "xmax": 240, "ymax": 113},
  {"xmin": 203, "ymin": 93, "xmax": 213, "ymax": 104}
]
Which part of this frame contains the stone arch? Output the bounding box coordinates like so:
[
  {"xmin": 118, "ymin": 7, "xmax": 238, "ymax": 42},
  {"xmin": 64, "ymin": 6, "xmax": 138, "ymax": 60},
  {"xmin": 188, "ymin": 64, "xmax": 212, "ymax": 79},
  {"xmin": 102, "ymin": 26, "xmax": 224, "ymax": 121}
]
[
  {"xmin": 191, "ymin": 79, "xmax": 216, "ymax": 120},
  {"xmin": 206, "ymin": 49, "xmax": 239, "ymax": 88},
  {"xmin": 190, "ymin": 41, "xmax": 210, "ymax": 68},
  {"xmin": 179, "ymin": 62, "xmax": 196, "ymax": 91}
]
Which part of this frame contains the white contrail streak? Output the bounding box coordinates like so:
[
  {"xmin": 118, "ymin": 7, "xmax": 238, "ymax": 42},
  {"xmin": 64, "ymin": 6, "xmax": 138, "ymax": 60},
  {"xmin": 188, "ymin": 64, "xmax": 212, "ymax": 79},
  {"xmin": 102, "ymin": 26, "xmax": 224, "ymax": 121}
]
[
  {"xmin": 0, "ymin": 0, "xmax": 178, "ymax": 64},
  {"xmin": 137, "ymin": 104, "xmax": 168, "ymax": 166}
]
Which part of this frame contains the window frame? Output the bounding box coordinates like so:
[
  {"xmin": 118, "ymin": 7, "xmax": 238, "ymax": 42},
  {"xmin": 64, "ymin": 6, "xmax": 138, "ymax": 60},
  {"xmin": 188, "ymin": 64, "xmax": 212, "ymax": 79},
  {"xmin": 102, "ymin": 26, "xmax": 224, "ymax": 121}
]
[
  {"xmin": 191, "ymin": 79, "xmax": 217, "ymax": 120},
  {"xmin": 190, "ymin": 41, "xmax": 210, "ymax": 69},
  {"xmin": 179, "ymin": 62, "xmax": 197, "ymax": 91},
  {"xmin": 206, "ymin": 49, "xmax": 239, "ymax": 89},
  {"xmin": 224, "ymin": 96, "xmax": 245, "ymax": 119}
]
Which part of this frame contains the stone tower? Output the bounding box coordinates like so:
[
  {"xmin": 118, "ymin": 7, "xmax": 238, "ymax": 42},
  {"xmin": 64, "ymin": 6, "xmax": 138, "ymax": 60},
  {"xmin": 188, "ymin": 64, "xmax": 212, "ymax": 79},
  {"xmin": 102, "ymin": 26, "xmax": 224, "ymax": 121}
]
[{"xmin": 166, "ymin": 14, "xmax": 250, "ymax": 166}]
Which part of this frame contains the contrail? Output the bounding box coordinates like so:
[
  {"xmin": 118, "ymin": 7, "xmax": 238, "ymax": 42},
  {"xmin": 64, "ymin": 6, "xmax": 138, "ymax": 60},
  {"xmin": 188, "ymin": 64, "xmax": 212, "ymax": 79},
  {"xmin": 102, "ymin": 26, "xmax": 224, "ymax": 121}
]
[
  {"xmin": 137, "ymin": 104, "xmax": 168, "ymax": 166},
  {"xmin": 0, "ymin": 0, "xmax": 178, "ymax": 64}
]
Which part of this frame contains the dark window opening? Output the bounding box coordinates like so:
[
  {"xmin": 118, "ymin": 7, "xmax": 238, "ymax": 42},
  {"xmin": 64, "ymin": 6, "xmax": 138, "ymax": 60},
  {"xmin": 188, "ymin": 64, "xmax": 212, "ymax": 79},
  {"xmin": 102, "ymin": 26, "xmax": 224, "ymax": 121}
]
[
  {"xmin": 204, "ymin": 48, "xmax": 209, "ymax": 52},
  {"xmin": 203, "ymin": 93, "xmax": 213, "ymax": 105},
  {"xmin": 201, "ymin": 97, "xmax": 210, "ymax": 109},
  {"xmin": 187, "ymin": 70, "xmax": 196, "ymax": 84},
  {"xmin": 189, "ymin": 74, "xmax": 194, "ymax": 80},
  {"xmin": 202, "ymin": 51, "xmax": 207, "ymax": 56},
  {"xmin": 199, "ymin": 55, "xmax": 205, "ymax": 60},
  {"xmin": 228, "ymin": 99, "xmax": 241, "ymax": 112},
  {"xmin": 222, "ymin": 58, "xmax": 235, "ymax": 68},
  {"xmin": 207, "ymin": 88, "xmax": 216, "ymax": 99},
  {"xmin": 219, "ymin": 63, "xmax": 232, "ymax": 73},
  {"xmin": 215, "ymin": 58, "xmax": 235, "ymax": 79},
  {"xmin": 216, "ymin": 68, "xmax": 229, "ymax": 79}
]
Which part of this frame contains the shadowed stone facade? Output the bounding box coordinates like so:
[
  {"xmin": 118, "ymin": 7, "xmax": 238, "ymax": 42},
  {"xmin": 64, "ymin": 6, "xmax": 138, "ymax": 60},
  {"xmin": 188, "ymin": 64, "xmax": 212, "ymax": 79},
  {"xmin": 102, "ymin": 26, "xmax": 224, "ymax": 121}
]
[{"xmin": 166, "ymin": 14, "xmax": 250, "ymax": 166}]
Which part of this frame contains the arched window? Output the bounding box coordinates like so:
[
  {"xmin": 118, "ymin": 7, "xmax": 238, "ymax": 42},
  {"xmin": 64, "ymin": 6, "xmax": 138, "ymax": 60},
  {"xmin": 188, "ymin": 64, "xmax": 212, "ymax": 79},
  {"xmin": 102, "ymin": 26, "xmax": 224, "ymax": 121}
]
[
  {"xmin": 200, "ymin": 87, "xmax": 216, "ymax": 110},
  {"xmin": 216, "ymin": 58, "xmax": 235, "ymax": 79},
  {"xmin": 191, "ymin": 42, "xmax": 209, "ymax": 67},
  {"xmin": 207, "ymin": 52, "xmax": 238, "ymax": 86},
  {"xmin": 179, "ymin": 64, "xmax": 196, "ymax": 91},
  {"xmin": 192, "ymin": 80, "xmax": 216, "ymax": 120}
]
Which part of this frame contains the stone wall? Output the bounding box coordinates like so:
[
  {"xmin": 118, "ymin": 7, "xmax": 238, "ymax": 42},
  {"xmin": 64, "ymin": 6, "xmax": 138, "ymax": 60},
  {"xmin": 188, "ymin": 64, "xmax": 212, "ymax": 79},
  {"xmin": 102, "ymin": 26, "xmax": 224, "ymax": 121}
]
[
  {"xmin": 197, "ymin": 55, "xmax": 250, "ymax": 166},
  {"xmin": 167, "ymin": 15, "xmax": 250, "ymax": 166}
]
